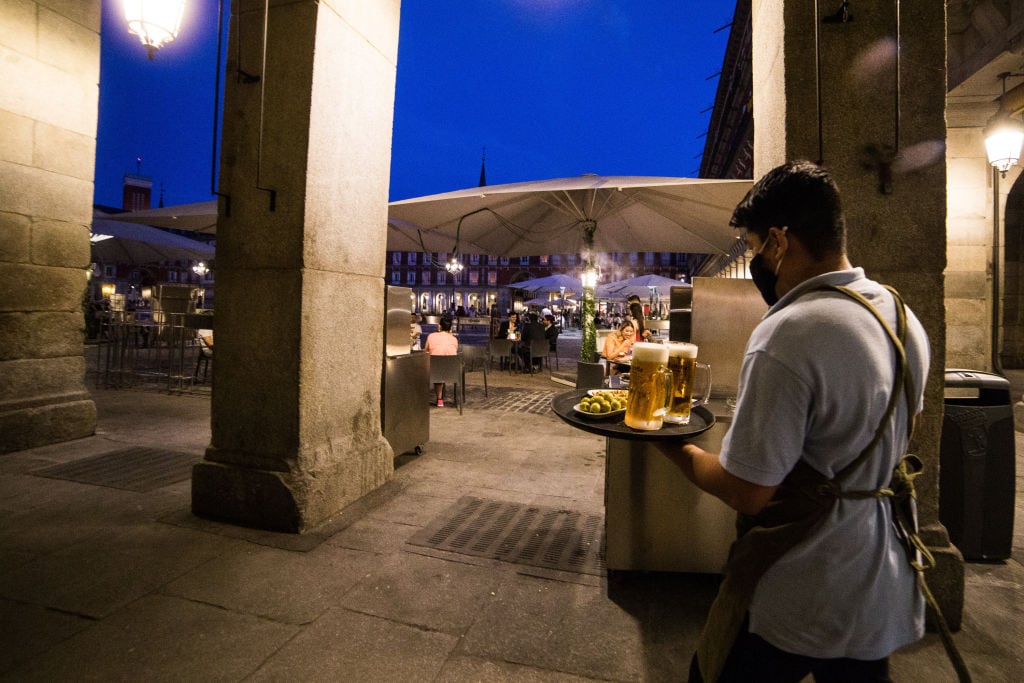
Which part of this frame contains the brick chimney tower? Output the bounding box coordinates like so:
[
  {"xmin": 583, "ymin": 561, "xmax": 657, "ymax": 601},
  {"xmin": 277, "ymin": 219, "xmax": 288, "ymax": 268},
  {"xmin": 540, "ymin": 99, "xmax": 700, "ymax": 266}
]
[{"xmin": 122, "ymin": 173, "xmax": 152, "ymax": 211}]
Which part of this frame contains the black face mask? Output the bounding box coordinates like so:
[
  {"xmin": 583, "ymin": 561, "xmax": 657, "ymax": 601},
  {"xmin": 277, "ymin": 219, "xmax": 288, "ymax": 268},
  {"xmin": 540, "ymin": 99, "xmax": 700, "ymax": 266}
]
[
  {"xmin": 749, "ymin": 231, "xmax": 785, "ymax": 306},
  {"xmin": 749, "ymin": 253, "xmax": 779, "ymax": 306}
]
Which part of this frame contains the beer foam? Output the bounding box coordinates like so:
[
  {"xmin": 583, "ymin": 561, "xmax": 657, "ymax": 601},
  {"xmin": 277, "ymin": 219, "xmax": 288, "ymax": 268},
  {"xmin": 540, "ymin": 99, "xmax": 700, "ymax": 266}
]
[
  {"xmin": 631, "ymin": 342, "xmax": 668, "ymax": 363},
  {"xmin": 666, "ymin": 342, "xmax": 698, "ymax": 359}
]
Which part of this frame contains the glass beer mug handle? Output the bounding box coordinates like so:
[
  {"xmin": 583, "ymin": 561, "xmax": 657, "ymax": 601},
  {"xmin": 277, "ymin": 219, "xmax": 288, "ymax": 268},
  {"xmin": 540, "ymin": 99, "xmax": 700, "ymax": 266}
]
[
  {"xmin": 697, "ymin": 362, "xmax": 712, "ymax": 405},
  {"xmin": 656, "ymin": 366, "xmax": 671, "ymax": 417}
]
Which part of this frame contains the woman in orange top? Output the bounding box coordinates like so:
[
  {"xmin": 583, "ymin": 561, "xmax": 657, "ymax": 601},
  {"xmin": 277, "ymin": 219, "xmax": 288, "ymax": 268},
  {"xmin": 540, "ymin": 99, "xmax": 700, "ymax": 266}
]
[
  {"xmin": 602, "ymin": 321, "xmax": 635, "ymax": 376},
  {"xmin": 424, "ymin": 315, "xmax": 459, "ymax": 406}
]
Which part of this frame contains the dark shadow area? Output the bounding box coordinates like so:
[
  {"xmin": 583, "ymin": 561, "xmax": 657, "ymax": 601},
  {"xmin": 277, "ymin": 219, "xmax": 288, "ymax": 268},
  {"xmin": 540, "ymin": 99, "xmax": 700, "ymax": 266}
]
[{"xmin": 607, "ymin": 570, "xmax": 721, "ymax": 681}]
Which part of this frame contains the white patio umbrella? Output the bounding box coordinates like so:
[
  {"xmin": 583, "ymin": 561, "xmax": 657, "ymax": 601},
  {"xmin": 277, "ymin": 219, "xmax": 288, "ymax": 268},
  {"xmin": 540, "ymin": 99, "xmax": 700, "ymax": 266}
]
[
  {"xmin": 91, "ymin": 218, "xmax": 215, "ymax": 264},
  {"xmin": 596, "ymin": 274, "xmax": 686, "ymax": 300},
  {"xmin": 389, "ymin": 174, "xmax": 752, "ymax": 360},
  {"xmin": 509, "ymin": 273, "xmax": 583, "ymax": 295},
  {"xmin": 388, "ymin": 175, "xmax": 752, "ymax": 257},
  {"xmin": 114, "ymin": 199, "xmax": 455, "ymax": 253},
  {"xmin": 112, "ymin": 200, "xmax": 219, "ymax": 234}
]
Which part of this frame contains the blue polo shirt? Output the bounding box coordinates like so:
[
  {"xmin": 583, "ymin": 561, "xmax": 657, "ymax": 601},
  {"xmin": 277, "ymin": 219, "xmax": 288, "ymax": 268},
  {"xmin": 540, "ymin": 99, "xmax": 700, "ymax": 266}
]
[{"xmin": 721, "ymin": 268, "xmax": 929, "ymax": 660}]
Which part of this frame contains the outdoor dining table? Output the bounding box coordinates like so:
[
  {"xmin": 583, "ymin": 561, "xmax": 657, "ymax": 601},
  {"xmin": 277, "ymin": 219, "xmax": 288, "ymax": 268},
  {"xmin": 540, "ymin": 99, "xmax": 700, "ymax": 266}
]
[{"xmin": 552, "ymin": 390, "xmax": 737, "ymax": 574}]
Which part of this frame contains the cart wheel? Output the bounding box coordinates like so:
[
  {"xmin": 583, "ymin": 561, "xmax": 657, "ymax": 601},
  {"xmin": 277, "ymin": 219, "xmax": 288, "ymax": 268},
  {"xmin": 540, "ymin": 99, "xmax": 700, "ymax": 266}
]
[{"xmin": 414, "ymin": 445, "xmax": 423, "ymax": 455}]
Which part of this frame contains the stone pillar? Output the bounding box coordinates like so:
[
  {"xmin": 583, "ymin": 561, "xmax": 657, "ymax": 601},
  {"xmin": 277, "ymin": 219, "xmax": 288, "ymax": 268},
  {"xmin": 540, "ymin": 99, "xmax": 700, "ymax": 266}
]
[
  {"xmin": 944, "ymin": 119, "xmax": 1002, "ymax": 372},
  {"xmin": 192, "ymin": 0, "xmax": 400, "ymax": 532},
  {"xmin": 751, "ymin": 1, "xmax": 962, "ymax": 626},
  {"xmin": 0, "ymin": 2, "xmax": 98, "ymax": 454}
]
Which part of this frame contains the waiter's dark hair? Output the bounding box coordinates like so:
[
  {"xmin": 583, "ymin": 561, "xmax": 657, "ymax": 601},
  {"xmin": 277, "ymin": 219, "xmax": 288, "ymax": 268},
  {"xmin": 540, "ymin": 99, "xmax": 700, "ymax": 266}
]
[
  {"xmin": 730, "ymin": 160, "xmax": 846, "ymax": 259},
  {"xmin": 440, "ymin": 315, "xmax": 454, "ymax": 331}
]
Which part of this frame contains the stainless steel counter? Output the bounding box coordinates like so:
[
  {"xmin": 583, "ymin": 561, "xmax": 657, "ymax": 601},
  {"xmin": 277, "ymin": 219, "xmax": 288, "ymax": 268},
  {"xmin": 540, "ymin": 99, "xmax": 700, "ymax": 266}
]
[
  {"xmin": 604, "ymin": 398, "xmax": 737, "ymax": 573},
  {"xmin": 383, "ymin": 351, "xmax": 429, "ymax": 456}
]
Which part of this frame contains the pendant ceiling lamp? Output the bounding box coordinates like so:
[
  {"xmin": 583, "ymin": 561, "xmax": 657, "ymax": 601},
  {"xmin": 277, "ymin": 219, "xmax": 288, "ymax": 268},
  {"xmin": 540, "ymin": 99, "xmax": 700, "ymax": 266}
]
[{"xmin": 124, "ymin": 0, "xmax": 186, "ymax": 59}]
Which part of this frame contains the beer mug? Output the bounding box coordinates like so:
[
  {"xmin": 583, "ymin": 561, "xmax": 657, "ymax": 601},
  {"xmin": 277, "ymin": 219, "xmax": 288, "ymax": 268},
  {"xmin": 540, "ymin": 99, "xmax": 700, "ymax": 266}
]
[
  {"xmin": 663, "ymin": 342, "xmax": 712, "ymax": 425},
  {"xmin": 624, "ymin": 342, "xmax": 670, "ymax": 430}
]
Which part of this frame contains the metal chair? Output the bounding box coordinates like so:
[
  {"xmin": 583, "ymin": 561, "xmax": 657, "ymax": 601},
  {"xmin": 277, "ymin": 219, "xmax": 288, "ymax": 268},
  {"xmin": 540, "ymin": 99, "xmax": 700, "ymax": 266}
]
[
  {"xmin": 193, "ymin": 330, "xmax": 213, "ymax": 382},
  {"xmin": 429, "ymin": 354, "xmax": 463, "ymax": 414},
  {"xmin": 527, "ymin": 337, "xmax": 549, "ymax": 375},
  {"xmin": 460, "ymin": 345, "xmax": 488, "ymax": 397},
  {"xmin": 575, "ymin": 361, "xmax": 606, "ymax": 390},
  {"xmin": 488, "ymin": 338, "xmax": 514, "ymax": 373},
  {"xmin": 546, "ymin": 332, "xmax": 560, "ymax": 371}
]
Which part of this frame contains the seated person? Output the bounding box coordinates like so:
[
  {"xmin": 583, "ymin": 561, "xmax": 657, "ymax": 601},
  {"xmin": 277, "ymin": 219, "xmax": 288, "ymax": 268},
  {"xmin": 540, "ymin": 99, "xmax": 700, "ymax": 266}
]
[
  {"xmin": 518, "ymin": 312, "xmax": 547, "ymax": 371},
  {"xmin": 410, "ymin": 313, "xmax": 423, "ymax": 351},
  {"xmin": 496, "ymin": 311, "xmax": 520, "ymax": 340},
  {"xmin": 424, "ymin": 315, "xmax": 459, "ymax": 407},
  {"xmin": 602, "ymin": 322, "xmax": 635, "ymax": 375},
  {"xmin": 542, "ymin": 314, "xmax": 559, "ymax": 352}
]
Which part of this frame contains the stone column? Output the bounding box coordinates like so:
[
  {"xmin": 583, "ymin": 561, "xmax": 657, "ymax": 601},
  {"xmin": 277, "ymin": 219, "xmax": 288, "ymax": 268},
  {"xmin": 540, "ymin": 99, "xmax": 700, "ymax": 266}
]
[
  {"xmin": 0, "ymin": 2, "xmax": 98, "ymax": 454},
  {"xmin": 192, "ymin": 0, "xmax": 400, "ymax": 532},
  {"xmin": 751, "ymin": 1, "xmax": 962, "ymax": 625}
]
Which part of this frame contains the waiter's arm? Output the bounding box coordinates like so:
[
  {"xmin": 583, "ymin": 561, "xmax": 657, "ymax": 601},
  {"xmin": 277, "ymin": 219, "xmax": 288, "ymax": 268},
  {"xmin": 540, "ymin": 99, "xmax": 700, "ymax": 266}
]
[{"xmin": 660, "ymin": 443, "xmax": 777, "ymax": 515}]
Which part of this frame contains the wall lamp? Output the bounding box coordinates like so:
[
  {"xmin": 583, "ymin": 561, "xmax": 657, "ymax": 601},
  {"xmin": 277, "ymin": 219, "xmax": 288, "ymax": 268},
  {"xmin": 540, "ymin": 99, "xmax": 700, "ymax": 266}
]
[
  {"xmin": 124, "ymin": 0, "xmax": 186, "ymax": 59},
  {"xmin": 985, "ymin": 72, "xmax": 1024, "ymax": 178}
]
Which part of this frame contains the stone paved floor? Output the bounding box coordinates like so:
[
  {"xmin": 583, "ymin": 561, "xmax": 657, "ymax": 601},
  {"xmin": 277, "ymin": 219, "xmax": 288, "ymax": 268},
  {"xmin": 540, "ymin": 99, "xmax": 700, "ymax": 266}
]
[{"xmin": 1, "ymin": 332, "xmax": 1017, "ymax": 680}]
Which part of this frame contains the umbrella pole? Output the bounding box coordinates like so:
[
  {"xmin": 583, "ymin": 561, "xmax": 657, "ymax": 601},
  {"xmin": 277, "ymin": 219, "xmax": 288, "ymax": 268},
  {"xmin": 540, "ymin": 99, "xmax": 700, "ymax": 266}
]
[{"xmin": 580, "ymin": 220, "xmax": 598, "ymax": 363}]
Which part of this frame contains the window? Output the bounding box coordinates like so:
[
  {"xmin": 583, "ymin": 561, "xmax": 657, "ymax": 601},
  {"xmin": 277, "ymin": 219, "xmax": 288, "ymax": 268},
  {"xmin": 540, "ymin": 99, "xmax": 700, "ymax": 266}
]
[
  {"xmin": 629, "ymin": 252, "xmax": 639, "ymax": 265},
  {"xmin": 469, "ymin": 270, "xmax": 480, "ymax": 285},
  {"xmin": 645, "ymin": 252, "xmax": 655, "ymax": 266},
  {"xmin": 104, "ymin": 265, "xmax": 115, "ymax": 277},
  {"xmin": 500, "ymin": 257, "xmax": 510, "ymax": 265},
  {"xmin": 488, "ymin": 271, "xmax": 497, "ymax": 286},
  {"xmin": 567, "ymin": 254, "xmax": 577, "ymax": 265},
  {"xmin": 421, "ymin": 270, "xmax": 431, "ymax": 285},
  {"xmin": 392, "ymin": 252, "xmax": 402, "ymax": 265},
  {"xmin": 661, "ymin": 251, "xmax": 672, "ymax": 265},
  {"xmin": 551, "ymin": 254, "xmax": 561, "ymax": 265},
  {"xmin": 391, "ymin": 271, "xmax": 401, "ymax": 284},
  {"xmin": 519, "ymin": 256, "xmax": 530, "ymax": 266},
  {"xmin": 407, "ymin": 252, "xmax": 418, "ymax": 265},
  {"xmin": 470, "ymin": 254, "xmax": 480, "ymax": 265},
  {"xmin": 438, "ymin": 271, "xmax": 447, "ymax": 285},
  {"xmin": 540, "ymin": 255, "xmax": 549, "ymax": 265},
  {"xmin": 167, "ymin": 271, "xmax": 178, "ymax": 282},
  {"xmin": 406, "ymin": 271, "xmax": 416, "ymax": 285}
]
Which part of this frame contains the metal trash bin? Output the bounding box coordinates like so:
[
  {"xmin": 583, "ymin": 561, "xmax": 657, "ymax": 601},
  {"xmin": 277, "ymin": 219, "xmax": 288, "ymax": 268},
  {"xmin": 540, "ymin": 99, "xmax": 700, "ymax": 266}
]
[{"xmin": 939, "ymin": 369, "xmax": 1016, "ymax": 561}]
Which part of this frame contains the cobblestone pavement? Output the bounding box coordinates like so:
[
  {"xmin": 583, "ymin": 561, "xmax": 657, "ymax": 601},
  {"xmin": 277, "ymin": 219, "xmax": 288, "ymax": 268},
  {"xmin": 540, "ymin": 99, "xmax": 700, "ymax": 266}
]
[{"xmin": 472, "ymin": 386, "xmax": 557, "ymax": 414}]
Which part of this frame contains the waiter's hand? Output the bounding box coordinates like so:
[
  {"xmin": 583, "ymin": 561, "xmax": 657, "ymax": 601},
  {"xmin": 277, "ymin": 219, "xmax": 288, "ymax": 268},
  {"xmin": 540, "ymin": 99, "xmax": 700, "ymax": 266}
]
[
  {"xmin": 654, "ymin": 441, "xmax": 697, "ymax": 482},
  {"xmin": 655, "ymin": 442, "xmax": 777, "ymax": 516}
]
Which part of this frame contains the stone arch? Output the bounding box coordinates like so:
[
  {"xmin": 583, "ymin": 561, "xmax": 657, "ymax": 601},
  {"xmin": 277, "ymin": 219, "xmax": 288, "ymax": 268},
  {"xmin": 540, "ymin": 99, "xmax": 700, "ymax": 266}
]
[{"xmin": 1002, "ymin": 175, "xmax": 1024, "ymax": 367}]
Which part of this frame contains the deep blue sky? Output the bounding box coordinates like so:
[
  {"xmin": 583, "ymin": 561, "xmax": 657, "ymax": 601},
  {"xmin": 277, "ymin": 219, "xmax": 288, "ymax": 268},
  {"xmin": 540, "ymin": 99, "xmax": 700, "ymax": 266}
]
[{"xmin": 94, "ymin": 1, "xmax": 734, "ymax": 209}]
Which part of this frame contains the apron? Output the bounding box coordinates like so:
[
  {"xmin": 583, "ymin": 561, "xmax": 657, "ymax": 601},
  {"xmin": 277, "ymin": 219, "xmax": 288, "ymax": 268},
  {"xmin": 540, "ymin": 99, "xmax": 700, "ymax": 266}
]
[{"xmin": 695, "ymin": 285, "xmax": 970, "ymax": 683}]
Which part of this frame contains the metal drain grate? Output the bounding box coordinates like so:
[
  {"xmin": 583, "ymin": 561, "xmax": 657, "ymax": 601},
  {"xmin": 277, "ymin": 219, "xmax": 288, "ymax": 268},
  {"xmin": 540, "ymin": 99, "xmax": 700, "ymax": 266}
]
[
  {"xmin": 31, "ymin": 447, "xmax": 199, "ymax": 492},
  {"xmin": 478, "ymin": 389, "xmax": 556, "ymax": 415},
  {"xmin": 407, "ymin": 496, "xmax": 605, "ymax": 575}
]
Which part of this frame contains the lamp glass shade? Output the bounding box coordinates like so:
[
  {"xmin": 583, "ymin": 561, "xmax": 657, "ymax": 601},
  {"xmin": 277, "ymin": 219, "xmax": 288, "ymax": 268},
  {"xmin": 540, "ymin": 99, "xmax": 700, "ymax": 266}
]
[
  {"xmin": 582, "ymin": 269, "xmax": 598, "ymax": 288},
  {"xmin": 124, "ymin": 0, "xmax": 186, "ymax": 55},
  {"xmin": 984, "ymin": 115, "xmax": 1024, "ymax": 174}
]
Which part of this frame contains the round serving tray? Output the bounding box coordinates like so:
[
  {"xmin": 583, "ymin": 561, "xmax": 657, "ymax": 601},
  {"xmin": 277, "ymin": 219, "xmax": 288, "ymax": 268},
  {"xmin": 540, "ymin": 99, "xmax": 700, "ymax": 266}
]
[{"xmin": 551, "ymin": 390, "xmax": 715, "ymax": 441}]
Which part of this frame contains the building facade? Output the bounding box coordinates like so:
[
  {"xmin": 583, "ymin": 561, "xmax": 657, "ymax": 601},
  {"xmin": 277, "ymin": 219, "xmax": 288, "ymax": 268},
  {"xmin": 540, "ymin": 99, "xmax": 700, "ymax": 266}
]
[{"xmin": 385, "ymin": 250, "xmax": 704, "ymax": 316}]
